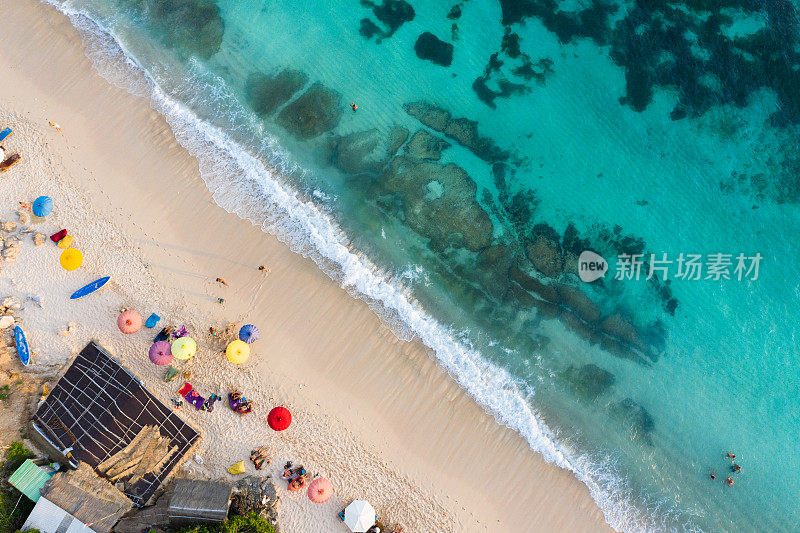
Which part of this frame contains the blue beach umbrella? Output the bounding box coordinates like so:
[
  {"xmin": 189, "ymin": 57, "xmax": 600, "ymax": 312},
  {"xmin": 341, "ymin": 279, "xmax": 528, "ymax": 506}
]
[
  {"xmin": 32, "ymin": 196, "xmax": 53, "ymax": 217},
  {"xmin": 239, "ymin": 324, "xmax": 260, "ymax": 344}
]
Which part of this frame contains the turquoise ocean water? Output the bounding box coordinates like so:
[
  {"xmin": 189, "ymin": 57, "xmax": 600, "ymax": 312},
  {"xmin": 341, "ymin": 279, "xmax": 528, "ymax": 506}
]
[{"xmin": 47, "ymin": 0, "xmax": 800, "ymax": 530}]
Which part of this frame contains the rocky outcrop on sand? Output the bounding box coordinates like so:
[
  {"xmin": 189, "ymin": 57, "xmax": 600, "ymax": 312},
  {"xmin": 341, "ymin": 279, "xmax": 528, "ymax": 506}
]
[
  {"xmin": 231, "ymin": 476, "xmax": 279, "ymax": 525},
  {"xmin": 278, "ymin": 83, "xmax": 343, "ymax": 140},
  {"xmin": 245, "ymin": 69, "xmax": 308, "ymax": 117}
]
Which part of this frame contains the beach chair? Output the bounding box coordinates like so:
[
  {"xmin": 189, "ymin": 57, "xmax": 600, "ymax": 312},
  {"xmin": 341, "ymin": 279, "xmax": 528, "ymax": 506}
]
[
  {"xmin": 0, "ymin": 153, "xmax": 20, "ymax": 172},
  {"xmin": 0, "ymin": 127, "xmax": 11, "ymax": 144}
]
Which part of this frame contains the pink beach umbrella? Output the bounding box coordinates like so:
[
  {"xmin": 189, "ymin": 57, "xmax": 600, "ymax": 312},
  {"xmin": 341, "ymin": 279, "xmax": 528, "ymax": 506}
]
[
  {"xmin": 117, "ymin": 310, "xmax": 142, "ymax": 334},
  {"xmin": 307, "ymin": 477, "xmax": 333, "ymax": 503},
  {"xmin": 148, "ymin": 341, "xmax": 173, "ymax": 366}
]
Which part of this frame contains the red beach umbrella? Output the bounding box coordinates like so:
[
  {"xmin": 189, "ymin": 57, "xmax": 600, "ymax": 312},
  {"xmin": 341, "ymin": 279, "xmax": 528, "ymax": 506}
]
[
  {"xmin": 117, "ymin": 310, "xmax": 142, "ymax": 334},
  {"xmin": 148, "ymin": 341, "xmax": 173, "ymax": 366},
  {"xmin": 307, "ymin": 477, "xmax": 333, "ymax": 503},
  {"xmin": 267, "ymin": 406, "xmax": 291, "ymax": 431}
]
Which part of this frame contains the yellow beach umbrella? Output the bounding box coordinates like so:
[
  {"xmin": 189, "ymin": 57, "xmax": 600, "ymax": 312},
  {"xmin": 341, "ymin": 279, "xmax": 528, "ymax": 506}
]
[
  {"xmin": 171, "ymin": 336, "xmax": 197, "ymax": 360},
  {"xmin": 59, "ymin": 248, "xmax": 83, "ymax": 271},
  {"xmin": 226, "ymin": 339, "xmax": 250, "ymax": 364}
]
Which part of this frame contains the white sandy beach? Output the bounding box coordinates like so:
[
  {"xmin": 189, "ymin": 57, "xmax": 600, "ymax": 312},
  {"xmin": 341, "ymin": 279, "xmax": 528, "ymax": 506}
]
[{"xmin": 0, "ymin": 0, "xmax": 612, "ymax": 531}]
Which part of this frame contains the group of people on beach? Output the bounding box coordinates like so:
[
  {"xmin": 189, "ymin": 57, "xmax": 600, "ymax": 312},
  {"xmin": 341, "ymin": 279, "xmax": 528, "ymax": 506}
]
[
  {"xmin": 214, "ymin": 265, "xmax": 270, "ymax": 304},
  {"xmin": 709, "ymin": 452, "xmax": 742, "ymax": 486}
]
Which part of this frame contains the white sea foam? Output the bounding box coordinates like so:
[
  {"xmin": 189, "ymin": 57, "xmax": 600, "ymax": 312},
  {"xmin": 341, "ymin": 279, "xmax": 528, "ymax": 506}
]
[{"xmin": 43, "ymin": 1, "xmax": 674, "ymax": 530}]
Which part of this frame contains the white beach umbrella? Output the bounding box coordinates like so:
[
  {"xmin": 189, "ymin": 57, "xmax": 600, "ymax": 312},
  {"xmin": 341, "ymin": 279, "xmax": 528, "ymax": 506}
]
[{"xmin": 344, "ymin": 499, "xmax": 377, "ymax": 532}]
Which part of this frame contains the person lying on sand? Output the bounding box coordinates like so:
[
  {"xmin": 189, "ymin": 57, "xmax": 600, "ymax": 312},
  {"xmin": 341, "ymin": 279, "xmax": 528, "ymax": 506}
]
[
  {"xmin": 282, "ymin": 465, "xmax": 305, "ymax": 479},
  {"xmin": 216, "ymin": 277, "xmax": 228, "ymax": 286},
  {"xmin": 250, "ymin": 446, "xmax": 270, "ymax": 470},
  {"xmin": 48, "ymin": 121, "xmax": 62, "ymax": 132}
]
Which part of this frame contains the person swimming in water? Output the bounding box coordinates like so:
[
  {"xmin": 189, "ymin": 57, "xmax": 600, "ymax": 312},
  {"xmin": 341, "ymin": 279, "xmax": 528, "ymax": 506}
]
[
  {"xmin": 726, "ymin": 477, "xmax": 734, "ymax": 486},
  {"xmin": 725, "ymin": 452, "xmax": 736, "ymax": 461},
  {"xmin": 350, "ymin": 102, "xmax": 358, "ymax": 111},
  {"xmin": 732, "ymin": 464, "xmax": 741, "ymax": 473},
  {"xmin": 709, "ymin": 471, "xmax": 716, "ymax": 480}
]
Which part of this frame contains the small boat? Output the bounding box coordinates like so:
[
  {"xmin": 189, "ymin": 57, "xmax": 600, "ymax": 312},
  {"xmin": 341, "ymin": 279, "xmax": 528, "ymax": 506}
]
[
  {"xmin": 14, "ymin": 326, "xmax": 29, "ymax": 366},
  {"xmin": 0, "ymin": 153, "xmax": 20, "ymax": 172},
  {"xmin": 70, "ymin": 276, "xmax": 110, "ymax": 300},
  {"xmin": 0, "ymin": 127, "xmax": 11, "ymax": 143}
]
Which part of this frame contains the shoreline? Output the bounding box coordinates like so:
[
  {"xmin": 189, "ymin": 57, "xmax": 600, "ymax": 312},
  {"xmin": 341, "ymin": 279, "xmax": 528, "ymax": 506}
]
[{"xmin": 0, "ymin": 0, "xmax": 613, "ymax": 531}]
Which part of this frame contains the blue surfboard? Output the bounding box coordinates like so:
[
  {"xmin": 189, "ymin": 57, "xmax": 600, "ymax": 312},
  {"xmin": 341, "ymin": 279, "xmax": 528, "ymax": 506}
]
[
  {"xmin": 70, "ymin": 276, "xmax": 110, "ymax": 300},
  {"xmin": 0, "ymin": 127, "xmax": 11, "ymax": 144},
  {"xmin": 14, "ymin": 326, "xmax": 29, "ymax": 366}
]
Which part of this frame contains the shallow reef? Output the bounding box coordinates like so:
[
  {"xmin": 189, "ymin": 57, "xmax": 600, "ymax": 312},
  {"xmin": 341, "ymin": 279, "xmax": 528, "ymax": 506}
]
[
  {"xmin": 245, "ymin": 69, "xmax": 308, "ymax": 117},
  {"xmin": 414, "ymin": 32, "xmax": 455, "ymax": 67},
  {"xmin": 277, "ymin": 82, "xmax": 343, "ymax": 139},
  {"xmin": 124, "ymin": 0, "xmax": 224, "ymax": 59},
  {"xmin": 359, "ymin": 0, "xmax": 415, "ymax": 42}
]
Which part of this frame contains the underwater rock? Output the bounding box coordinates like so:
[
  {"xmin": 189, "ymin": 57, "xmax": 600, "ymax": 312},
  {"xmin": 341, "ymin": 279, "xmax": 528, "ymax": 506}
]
[
  {"xmin": 403, "ymin": 102, "xmax": 513, "ymax": 163},
  {"xmin": 132, "ymin": 0, "xmax": 224, "ymax": 59},
  {"xmin": 477, "ymin": 244, "xmax": 515, "ymax": 297},
  {"xmin": 447, "ymin": 5, "xmax": 462, "ymax": 19},
  {"xmin": 359, "ymin": 18, "xmax": 384, "ymax": 40},
  {"xmin": 562, "ymin": 222, "xmax": 591, "ymax": 256},
  {"xmin": 531, "ymin": 296, "xmax": 561, "ymax": 319},
  {"xmin": 404, "ymin": 130, "xmax": 450, "ymax": 161},
  {"xmin": 377, "ymin": 157, "xmax": 493, "ymax": 251},
  {"xmin": 563, "ymin": 363, "xmax": 615, "ymax": 400},
  {"xmin": 444, "ymin": 118, "xmax": 510, "ymax": 163},
  {"xmin": 509, "ymin": 265, "xmax": 559, "ymax": 303},
  {"xmin": 561, "ymin": 311, "xmax": 598, "ymax": 344},
  {"xmin": 245, "ymin": 69, "xmax": 307, "ymax": 116},
  {"xmin": 360, "ymin": 0, "xmax": 415, "ymax": 42},
  {"xmin": 473, "ymin": 29, "xmax": 553, "ymax": 108},
  {"xmin": 608, "ymin": 2, "xmax": 800, "ymax": 124},
  {"xmin": 507, "ymin": 283, "xmax": 538, "ymax": 308},
  {"xmin": 330, "ymin": 129, "xmax": 383, "ymax": 175},
  {"xmin": 498, "ymin": 0, "xmax": 617, "ymax": 45},
  {"xmin": 600, "ymin": 313, "xmax": 643, "ymax": 350},
  {"xmin": 526, "ymin": 234, "xmax": 564, "ymax": 278},
  {"xmin": 556, "ymin": 284, "xmax": 600, "ymax": 323},
  {"xmin": 278, "ymin": 82, "xmax": 343, "ymax": 139},
  {"xmin": 386, "ymin": 126, "xmax": 410, "ymax": 157},
  {"xmin": 610, "ymin": 398, "xmax": 655, "ymax": 445},
  {"xmin": 415, "ymin": 32, "xmax": 454, "ymax": 67},
  {"xmin": 506, "ymin": 189, "xmax": 538, "ymax": 231},
  {"xmin": 403, "ymin": 102, "xmax": 451, "ymax": 131}
]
